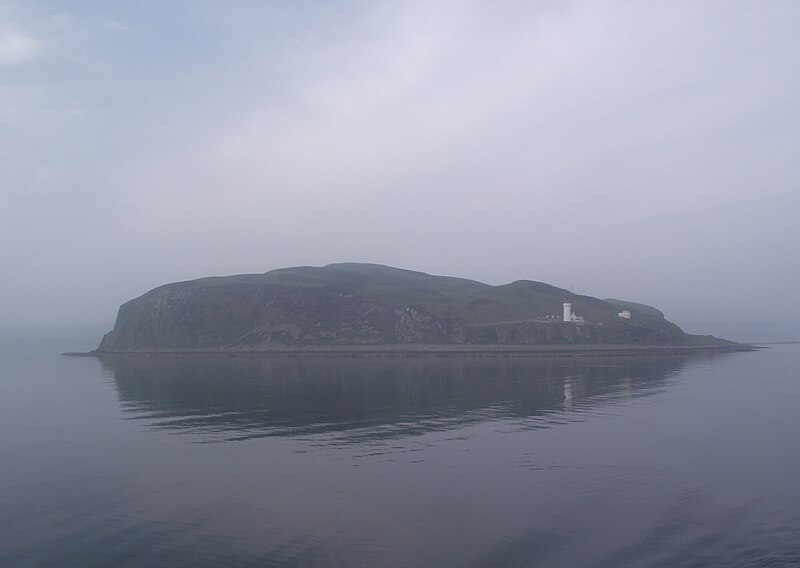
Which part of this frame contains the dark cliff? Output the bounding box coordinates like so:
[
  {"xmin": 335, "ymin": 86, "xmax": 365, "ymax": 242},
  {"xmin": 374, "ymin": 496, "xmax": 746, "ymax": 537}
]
[{"xmin": 96, "ymin": 263, "xmax": 728, "ymax": 352}]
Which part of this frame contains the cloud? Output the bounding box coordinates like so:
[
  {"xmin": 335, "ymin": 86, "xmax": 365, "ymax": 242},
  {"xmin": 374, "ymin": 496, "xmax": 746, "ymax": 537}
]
[
  {"xmin": 0, "ymin": 16, "xmax": 43, "ymax": 66},
  {"xmin": 0, "ymin": 1, "xmax": 798, "ymax": 339}
]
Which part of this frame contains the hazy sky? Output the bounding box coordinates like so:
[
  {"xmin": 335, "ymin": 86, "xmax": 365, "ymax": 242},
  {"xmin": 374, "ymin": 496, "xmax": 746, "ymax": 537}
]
[{"xmin": 1, "ymin": 1, "xmax": 799, "ymax": 341}]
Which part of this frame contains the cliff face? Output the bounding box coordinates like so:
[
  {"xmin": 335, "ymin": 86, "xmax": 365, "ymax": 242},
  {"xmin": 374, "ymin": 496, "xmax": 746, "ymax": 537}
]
[
  {"xmin": 99, "ymin": 284, "xmax": 460, "ymax": 351},
  {"xmin": 96, "ymin": 263, "xmax": 706, "ymax": 352}
]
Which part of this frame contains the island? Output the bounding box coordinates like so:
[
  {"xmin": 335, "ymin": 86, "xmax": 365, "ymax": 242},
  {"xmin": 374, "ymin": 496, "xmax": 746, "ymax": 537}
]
[{"xmin": 86, "ymin": 263, "xmax": 755, "ymax": 356}]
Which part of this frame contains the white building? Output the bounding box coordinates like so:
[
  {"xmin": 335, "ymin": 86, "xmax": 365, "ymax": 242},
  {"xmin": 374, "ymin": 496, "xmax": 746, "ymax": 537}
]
[
  {"xmin": 618, "ymin": 310, "xmax": 631, "ymax": 319},
  {"xmin": 563, "ymin": 302, "xmax": 585, "ymax": 323}
]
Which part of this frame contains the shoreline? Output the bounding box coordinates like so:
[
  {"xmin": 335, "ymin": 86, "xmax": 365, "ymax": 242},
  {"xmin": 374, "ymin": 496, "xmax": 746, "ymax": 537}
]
[{"xmin": 64, "ymin": 343, "xmax": 761, "ymax": 358}]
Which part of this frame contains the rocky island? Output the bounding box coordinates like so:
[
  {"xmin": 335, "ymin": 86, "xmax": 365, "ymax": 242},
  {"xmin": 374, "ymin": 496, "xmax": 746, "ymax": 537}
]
[{"xmin": 92, "ymin": 263, "xmax": 749, "ymax": 355}]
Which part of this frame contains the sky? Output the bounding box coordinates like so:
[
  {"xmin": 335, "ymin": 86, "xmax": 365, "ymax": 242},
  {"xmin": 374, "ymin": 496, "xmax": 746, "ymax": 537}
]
[{"xmin": 1, "ymin": 0, "xmax": 799, "ymax": 342}]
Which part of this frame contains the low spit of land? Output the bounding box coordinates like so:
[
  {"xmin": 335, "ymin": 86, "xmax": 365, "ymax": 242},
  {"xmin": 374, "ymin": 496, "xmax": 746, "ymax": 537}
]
[{"xmin": 66, "ymin": 343, "xmax": 758, "ymax": 358}]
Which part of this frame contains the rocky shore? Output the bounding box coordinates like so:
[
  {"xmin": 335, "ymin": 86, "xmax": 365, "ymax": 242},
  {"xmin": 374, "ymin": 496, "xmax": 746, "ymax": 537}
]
[{"xmin": 66, "ymin": 342, "xmax": 759, "ymax": 358}]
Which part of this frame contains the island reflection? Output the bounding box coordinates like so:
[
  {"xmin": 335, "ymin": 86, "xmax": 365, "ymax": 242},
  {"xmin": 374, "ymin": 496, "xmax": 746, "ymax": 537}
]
[{"xmin": 100, "ymin": 354, "xmax": 702, "ymax": 443}]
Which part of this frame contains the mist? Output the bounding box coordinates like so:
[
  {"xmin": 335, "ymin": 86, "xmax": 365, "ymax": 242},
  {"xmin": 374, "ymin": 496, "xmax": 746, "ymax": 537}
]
[{"xmin": 1, "ymin": 1, "xmax": 798, "ymax": 342}]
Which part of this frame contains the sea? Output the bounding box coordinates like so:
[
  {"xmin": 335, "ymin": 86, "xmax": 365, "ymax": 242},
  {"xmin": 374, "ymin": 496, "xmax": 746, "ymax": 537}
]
[{"xmin": 1, "ymin": 332, "xmax": 799, "ymax": 567}]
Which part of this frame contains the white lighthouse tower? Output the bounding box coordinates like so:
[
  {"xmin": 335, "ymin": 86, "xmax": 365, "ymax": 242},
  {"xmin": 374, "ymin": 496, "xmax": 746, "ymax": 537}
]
[{"xmin": 563, "ymin": 302, "xmax": 572, "ymax": 322}]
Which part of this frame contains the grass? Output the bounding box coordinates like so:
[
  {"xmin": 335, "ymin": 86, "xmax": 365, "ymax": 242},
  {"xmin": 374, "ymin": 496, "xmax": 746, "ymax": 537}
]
[{"xmin": 150, "ymin": 263, "xmax": 679, "ymax": 331}]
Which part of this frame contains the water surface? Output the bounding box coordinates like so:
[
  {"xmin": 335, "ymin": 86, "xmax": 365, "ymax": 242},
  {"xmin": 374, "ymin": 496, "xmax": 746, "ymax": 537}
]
[{"xmin": 1, "ymin": 343, "xmax": 798, "ymax": 566}]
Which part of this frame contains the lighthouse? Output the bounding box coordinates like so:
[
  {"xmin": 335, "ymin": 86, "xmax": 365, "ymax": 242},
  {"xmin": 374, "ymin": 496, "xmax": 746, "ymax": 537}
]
[{"xmin": 563, "ymin": 302, "xmax": 572, "ymax": 322}]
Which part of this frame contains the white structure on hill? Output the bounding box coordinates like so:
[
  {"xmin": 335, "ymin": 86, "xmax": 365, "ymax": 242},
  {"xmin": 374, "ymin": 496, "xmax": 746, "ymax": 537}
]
[
  {"xmin": 563, "ymin": 302, "xmax": 585, "ymax": 323},
  {"xmin": 618, "ymin": 310, "xmax": 631, "ymax": 319}
]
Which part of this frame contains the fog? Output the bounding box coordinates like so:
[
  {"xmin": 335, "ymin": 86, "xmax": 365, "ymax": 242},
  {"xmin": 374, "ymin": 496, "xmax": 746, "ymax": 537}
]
[{"xmin": 1, "ymin": 1, "xmax": 798, "ymax": 342}]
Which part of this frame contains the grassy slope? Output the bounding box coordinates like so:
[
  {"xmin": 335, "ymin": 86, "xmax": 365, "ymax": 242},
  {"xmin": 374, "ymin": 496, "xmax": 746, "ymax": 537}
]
[{"xmin": 155, "ymin": 263, "xmax": 687, "ymax": 334}]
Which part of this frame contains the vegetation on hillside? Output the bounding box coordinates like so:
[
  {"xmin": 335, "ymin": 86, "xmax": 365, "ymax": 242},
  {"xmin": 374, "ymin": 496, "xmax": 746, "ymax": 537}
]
[{"xmin": 98, "ymin": 263, "xmax": 729, "ymax": 351}]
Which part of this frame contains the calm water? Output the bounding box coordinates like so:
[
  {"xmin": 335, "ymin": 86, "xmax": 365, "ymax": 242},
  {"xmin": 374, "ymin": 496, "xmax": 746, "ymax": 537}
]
[{"xmin": 1, "ymin": 342, "xmax": 799, "ymax": 567}]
